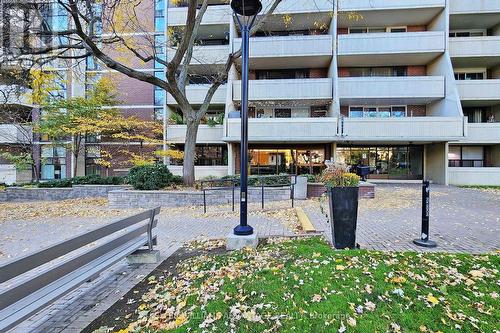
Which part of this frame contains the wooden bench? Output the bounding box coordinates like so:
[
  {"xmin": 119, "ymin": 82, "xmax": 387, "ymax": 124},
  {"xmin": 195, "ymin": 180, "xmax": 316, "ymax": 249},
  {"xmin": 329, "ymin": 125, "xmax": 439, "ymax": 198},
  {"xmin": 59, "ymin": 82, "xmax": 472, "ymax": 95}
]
[{"xmin": 0, "ymin": 207, "xmax": 161, "ymax": 332}]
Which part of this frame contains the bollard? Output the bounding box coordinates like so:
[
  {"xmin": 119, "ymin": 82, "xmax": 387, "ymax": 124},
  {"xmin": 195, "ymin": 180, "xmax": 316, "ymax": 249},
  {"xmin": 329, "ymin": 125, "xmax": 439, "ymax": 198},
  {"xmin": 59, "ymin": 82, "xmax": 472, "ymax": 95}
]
[{"xmin": 413, "ymin": 180, "xmax": 437, "ymax": 248}]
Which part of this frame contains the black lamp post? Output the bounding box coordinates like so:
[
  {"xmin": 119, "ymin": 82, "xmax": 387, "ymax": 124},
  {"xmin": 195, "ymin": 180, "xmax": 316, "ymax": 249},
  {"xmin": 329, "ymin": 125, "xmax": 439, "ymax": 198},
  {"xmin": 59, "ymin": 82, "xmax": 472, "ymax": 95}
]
[{"xmin": 231, "ymin": 0, "xmax": 262, "ymax": 236}]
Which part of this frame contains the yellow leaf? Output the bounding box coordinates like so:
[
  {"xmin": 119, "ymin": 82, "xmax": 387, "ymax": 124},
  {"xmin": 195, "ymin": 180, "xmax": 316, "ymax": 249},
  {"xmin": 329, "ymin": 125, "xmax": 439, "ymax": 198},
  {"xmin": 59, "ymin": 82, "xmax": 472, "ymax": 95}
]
[
  {"xmin": 427, "ymin": 294, "xmax": 439, "ymax": 305},
  {"xmin": 175, "ymin": 313, "xmax": 188, "ymax": 326},
  {"xmin": 469, "ymin": 270, "xmax": 484, "ymax": 278},
  {"xmin": 336, "ymin": 265, "xmax": 346, "ymax": 271},
  {"xmin": 390, "ymin": 276, "xmax": 407, "ymax": 284}
]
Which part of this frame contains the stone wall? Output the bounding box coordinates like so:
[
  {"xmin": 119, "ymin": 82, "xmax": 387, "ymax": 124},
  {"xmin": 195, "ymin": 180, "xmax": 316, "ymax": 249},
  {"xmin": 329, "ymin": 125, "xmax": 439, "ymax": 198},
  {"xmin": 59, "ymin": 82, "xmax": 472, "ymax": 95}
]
[
  {"xmin": 108, "ymin": 187, "xmax": 293, "ymax": 209},
  {"xmin": 0, "ymin": 185, "xmax": 132, "ymax": 202}
]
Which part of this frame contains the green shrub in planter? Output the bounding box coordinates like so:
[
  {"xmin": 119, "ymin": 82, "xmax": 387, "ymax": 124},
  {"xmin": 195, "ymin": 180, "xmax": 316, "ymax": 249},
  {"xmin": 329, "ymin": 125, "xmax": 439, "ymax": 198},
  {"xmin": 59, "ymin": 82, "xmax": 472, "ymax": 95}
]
[
  {"xmin": 38, "ymin": 179, "xmax": 73, "ymax": 188},
  {"xmin": 128, "ymin": 164, "xmax": 175, "ymax": 190}
]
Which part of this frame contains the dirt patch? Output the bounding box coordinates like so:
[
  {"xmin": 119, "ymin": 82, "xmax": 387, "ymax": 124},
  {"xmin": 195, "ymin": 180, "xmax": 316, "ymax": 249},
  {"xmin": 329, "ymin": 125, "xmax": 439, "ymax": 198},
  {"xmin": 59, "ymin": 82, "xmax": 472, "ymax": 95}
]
[{"xmin": 82, "ymin": 246, "xmax": 225, "ymax": 333}]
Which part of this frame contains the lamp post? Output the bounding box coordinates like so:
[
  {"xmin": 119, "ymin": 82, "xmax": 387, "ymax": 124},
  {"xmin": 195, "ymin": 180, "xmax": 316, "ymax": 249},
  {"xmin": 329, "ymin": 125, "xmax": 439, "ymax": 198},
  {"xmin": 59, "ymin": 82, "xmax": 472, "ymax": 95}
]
[{"xmin": 231, "ymin": 0, "xmax": 262, "ymax": 236}]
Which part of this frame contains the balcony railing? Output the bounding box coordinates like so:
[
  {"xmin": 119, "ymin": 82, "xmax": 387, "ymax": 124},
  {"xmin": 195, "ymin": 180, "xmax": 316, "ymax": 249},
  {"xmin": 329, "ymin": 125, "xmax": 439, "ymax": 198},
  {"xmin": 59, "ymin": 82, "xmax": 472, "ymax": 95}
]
[
  {"xmin": 167, "ymin": 5, "xmax": 231, "ymax": 26},
  {"xmin": 450, "ymin": 0, "xmax": 500, "ymax": 14},
  {"xmin": 338, "ymin": 32, "xmax": 444, "ymax": 66},
  {"xmin": 225, "ymin": 117, "xmax": 338, "ymax": 142},
  {"xmin": 0, "ymin": 124, "xmax": 32, "ymax": 144},
  {"xmin": 450, "ymin": 36, "xmax": 500, "ymax": 58},
  {"xmin": 233, "ymin": 35, "xmax": 333, "ymax": 59},
  {"xmin": 338, "ymin": 76, "xmax": 445, "ymax": 103},
  {"xmin": 456, "ymin": 80, "xmax": 500, "ymax": 101},
  {"xmin": 166, "ymin": 124, "xmax": 224, "ymax": 143},
  {"xmin": 339, "ymin": 117, "xmax": 464, "ymax": 141},
  {"xmin": 167, "ymin": 84, "xmax": 226, "ymax": 105},
  {"xmin": 260, "ymin": 0, "xmax": 333, "ymax": 13},
  {"xmin": 338, "ymin": 0, "xmax": 445, "ymax": 11},
  {"xmin": 463, "ymin": 123, "xmax": 500, "ymax": 143},
  {"xmin": 233, "ymin": 78, "xmax": 332, "ymax": 101},
  {"xmin": 167, "ymin": 45, "xmax": 229, "ymax": 65}
]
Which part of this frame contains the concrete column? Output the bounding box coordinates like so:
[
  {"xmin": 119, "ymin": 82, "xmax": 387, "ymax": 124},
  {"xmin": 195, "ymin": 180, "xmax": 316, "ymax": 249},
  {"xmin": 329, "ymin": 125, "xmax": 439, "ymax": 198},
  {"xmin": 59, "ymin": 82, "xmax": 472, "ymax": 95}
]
[
  {"xmin": 227, "ymin": 143, "xmax": 236, "ymax": 175},
  {"xmin": 424, "ymin": 142, "xmax": 449, "ymax": 185},
  {"xmin": 330, "ymin": 142, "xmax": 338, "ymax": 162}
]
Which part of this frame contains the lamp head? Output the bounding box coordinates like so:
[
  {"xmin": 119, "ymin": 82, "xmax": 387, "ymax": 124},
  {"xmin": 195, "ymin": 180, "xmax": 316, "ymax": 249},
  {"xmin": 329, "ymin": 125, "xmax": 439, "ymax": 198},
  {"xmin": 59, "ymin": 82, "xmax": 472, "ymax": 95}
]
[{"xmin": 231, "ymin": 0, "xmax": 262, "ymax": 17}]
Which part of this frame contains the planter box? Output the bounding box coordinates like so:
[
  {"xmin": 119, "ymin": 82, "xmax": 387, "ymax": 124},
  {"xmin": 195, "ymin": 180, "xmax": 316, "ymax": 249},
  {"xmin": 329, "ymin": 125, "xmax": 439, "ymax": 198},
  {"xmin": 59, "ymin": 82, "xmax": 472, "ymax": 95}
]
[{"xmin": 307, "ymin": 182, "xmax": 375, "ymax": 199}]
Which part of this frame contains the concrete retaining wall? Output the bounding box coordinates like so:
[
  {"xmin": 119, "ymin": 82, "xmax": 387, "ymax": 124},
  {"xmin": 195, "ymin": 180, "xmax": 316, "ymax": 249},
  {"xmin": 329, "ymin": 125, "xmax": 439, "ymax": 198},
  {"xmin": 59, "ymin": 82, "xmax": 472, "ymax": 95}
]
[
  {"xmin": 108, "ymin": 187, "xmax": 293, "ymax": 208},
  {"xmin": 448, "ymin": 167, "xmax": 500, "ymax": 186},
  {"xmin": 0, "ymin": 185, "xmax": 132, "ymax": 202}
]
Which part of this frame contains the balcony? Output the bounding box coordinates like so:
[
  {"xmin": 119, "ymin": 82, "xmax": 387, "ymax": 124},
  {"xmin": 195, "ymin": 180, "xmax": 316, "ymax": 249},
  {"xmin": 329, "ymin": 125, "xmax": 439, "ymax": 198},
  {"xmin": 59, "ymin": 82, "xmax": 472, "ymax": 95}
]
[
  {"xmin": 224, "ymin": 117, "xmax": 338, "ymax": 143},
  {"xmin": 456, "ymin": 80, "xmax": 500, "ymax": 105},
  {"xmin": 450, "ymin": 0, "xmax": 500, "ymax": 14},
  {"xmin": 0, "ymin": 85, "xmax": 31, "ymax": 106},
  {"xmin": 462, "ymin": 123, "xmax": 500, "ymax": 143},
  {"xmin": 166, "ymin": 125, "xmax": 224, "ymax": 144},
  {"xmin": 233, "ymin": 35, "xmax": 333, "ymax": 69},
  {"xmin": 338, "ymin": 32, "xmax": 445, "ymax": 66},
  {"xmin": 233, "ymin": 78, "xmax": 332, "ymax": 101},
  {"xmin": 0, "ymin": 124, "xmax": 32, "ymax": 144},
  {"xmin": 167, "ymin": 5, "xmax": 231, "ymax": 26},
  {"xmin": 338, "ymin": 76, "xmax": 445, "ymax": 104},
  {"xmin": 260, "ymin": 0, "xmax": 332, "ymax": 13},
  {"xmin": 167, "ymin": 45, "xmax": 229, "ymax": 65},
  {"xmin": 167, "ymin": 84, "xmax": 226, "ymax": 105},
  {"xmin": 340, "ymin": 117, "xmax": 464, "ymax": 142},
  {"xmin": 339, "ymin": 0, "xmax": 445, "ymax": 11},
  {"xmin": 449, "ymin": 37, "xmax": 500, "ymax": 67}
]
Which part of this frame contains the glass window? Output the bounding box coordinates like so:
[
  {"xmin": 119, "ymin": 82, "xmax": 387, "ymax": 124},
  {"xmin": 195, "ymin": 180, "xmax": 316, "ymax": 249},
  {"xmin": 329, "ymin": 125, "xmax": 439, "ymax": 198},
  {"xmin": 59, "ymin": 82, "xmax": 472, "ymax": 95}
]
[
  {"xmin": 275, "ymin": 109, "xmax": 291, "ymax": 118},
  {"xmin": 349, "ymin": 106, "xmax": 363, "ymax": 118},
  {"xmin": 391, "ymin": 106, "xmax": 407, "ymax": 117},
  {"xmin": 41, "ymin": 146, "xmax": 67, "ymax": 180},
  {"xmin": 368, "ymin": 28, "xmax": 386, "ymax": 33},
  {"xmin": 349, "ymin": 28, "xmax": 367, "ymax": 34},
  {"xmin": 389, "ymin": 27, "xmax": 407, "ymax": 33},
  {"xmin": 378, "ymin": 107, "xmax": 391, "ymax": 118},
  {"xmin": 154, "ymin": 107, "xmax": 164, "ymax": 121},
  {"xmin": 364, "ymin": 107, "xmax": 377, "ymax": 118}
]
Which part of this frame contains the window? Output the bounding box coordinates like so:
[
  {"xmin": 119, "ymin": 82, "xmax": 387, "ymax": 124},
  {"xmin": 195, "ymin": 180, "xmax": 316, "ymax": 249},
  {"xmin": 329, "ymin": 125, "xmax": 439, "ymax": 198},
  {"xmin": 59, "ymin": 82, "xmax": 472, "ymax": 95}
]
[
  {"xmin": 154, "ymin": 0, "xmax": 165, "ymax": 32},
  {"xmin": 349, "ymin": 106, "xmax": 407, "ymax": 118},
  {"xmin": 85, "ymin": 146, "xmax": 101, "ymax": 176},
  {"xmin": 154, "ymin": 71, "xmax": 165, "ymax": 106},
  {"xmin": 449, "ymin": 30, "xmax": 486, "ymax": 37},
  {"xmin": 347, "ymin": 67, "xmax": 407, "ymax": 77},
  {"xmin": 274, "ymin": 109, "xmax": 292, "ymax": 118},
  {"xmin": 41, "ymin": 146, "xmax": 67, "ymax": 180},
  {"xmin": 170, "ymin": 145, "xmax": 227, "ymax": 166},
  {"xmin": 255, "ymin": 69, "xmax": 309, "ymax": 80},
  {"xmin": 154, "ymin": 107, "xmax": 164, "ymax": 121},
  {"xmin": 454, "ymin": 72, "xmax": 484, "ymax": 80},
  {"xmin": 310, "ymin": 106, "xmax": 328, "ymax": 118},
  {"xmin": 448, "ymin": 146, "xmax": 484, "ymax": 167},
  {"xmin": 389, "ymin": 27, "xmax": 407, "ymax": 33}
]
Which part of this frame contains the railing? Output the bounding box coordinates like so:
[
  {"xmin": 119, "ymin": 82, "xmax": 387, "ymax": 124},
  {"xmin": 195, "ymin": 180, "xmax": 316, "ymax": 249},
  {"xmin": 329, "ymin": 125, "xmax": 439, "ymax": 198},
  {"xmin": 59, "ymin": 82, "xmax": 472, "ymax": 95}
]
[
  {"xmin": 0, "ymin": 124, "xmax": 32, "ymax": 144},
  {"xmin": 233, "ymin": 78, "xmax": 333, "ymax": 101},
  {"xmin": 456, "ymin": 80, "xmax": 500, "ymax": 101},
  {"xmin": 338, "ymin": 0, "xmax": 445, "ymax": 11},
  {"xmin": 449, "ymin": 36, "xmax": 500, "ymax": 58},
  {"xmin": 167, "ymin": 5, "xmax": 231, "ymax": 25},
  {"xmin": 225, "ymin": 117, "xmax": 338, "ymax": 142},
  {"xmin": 167, "ymin": 45, "xmax": 229, "ymax": 65},
  {"xmin": 233, "ymin": 35, "xmax": 333, "ymax": 58},
  {"xmin": 200, "ymin": 175, "xmax": 296, "ymax": 213},
  {"xmin": 167, "ymin": 124, "xmax": 224, "ymax": 143},
  {"xmin": 450, "ymin": 0, "xmax": 500, "ymax": 14},
  {"xmin": 260, "ymin": 0, "xmax": 332, "ymax": 13},
  {"xmin": 464, "ymin": 123, "xmax": 500, "ymax": 143},
  {"xmin": 167, "ymin": 84, "xmax": 227, "ymax": 105}
]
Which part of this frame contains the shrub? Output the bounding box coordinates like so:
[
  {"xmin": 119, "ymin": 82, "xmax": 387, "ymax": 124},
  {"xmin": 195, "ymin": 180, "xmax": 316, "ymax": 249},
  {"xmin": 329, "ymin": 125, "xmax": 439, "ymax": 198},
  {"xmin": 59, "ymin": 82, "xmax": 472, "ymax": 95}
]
[
  {"xmin": 320, "ymin": 162, "xmax": 360, "ymax": 188},
  {"xmin": 301, "ymin": 174, "xmax": 318, "ymax": 183},
  {"xmin": 128, "ymin": 164, "xmax": 175, "ymax": 190},
  {"xmin": 38, "ymin": 179, "xmax": 73, "ymax": 188}
]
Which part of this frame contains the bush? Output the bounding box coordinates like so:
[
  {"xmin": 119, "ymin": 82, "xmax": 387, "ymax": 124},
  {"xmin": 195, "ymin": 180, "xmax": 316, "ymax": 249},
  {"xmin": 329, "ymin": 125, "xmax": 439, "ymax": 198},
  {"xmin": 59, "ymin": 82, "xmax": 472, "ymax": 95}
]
[
  {"xmin": 301, "ymin": 174, "xmax": 317, "ymax": 183},
  {"xmin": 72, "ymin": 174, "xmax": 126, "ymax": 185},
  {"xmin": 320, "ymin": 162, "xmax": 360, "ymax": 188},
  {"xmin": 38, "ymin": 179, "xmax": 73, "ymax": 188},
  {"xmin": 128, "ymin": 164, "xmax": 175, "ymax": 190}
]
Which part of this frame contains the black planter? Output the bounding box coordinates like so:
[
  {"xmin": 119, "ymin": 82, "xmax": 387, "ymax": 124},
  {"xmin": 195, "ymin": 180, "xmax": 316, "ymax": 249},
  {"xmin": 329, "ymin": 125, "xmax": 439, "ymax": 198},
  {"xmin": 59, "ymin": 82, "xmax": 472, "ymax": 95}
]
[{"xmin": 327, "ymin": 186, "xmax": 359, "ymax": 249}]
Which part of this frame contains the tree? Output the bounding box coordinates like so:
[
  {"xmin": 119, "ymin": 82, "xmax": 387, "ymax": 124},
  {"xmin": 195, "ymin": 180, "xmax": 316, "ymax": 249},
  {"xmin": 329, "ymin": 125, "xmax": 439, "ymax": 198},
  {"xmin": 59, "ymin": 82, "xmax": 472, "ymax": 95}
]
[
  {"xmin": 38, "ymin": 77, "xmax": 170, "ymax": 176},
  {"xmin": 0, "ymin": 0, "xmax": 288, "ymax": 185}
]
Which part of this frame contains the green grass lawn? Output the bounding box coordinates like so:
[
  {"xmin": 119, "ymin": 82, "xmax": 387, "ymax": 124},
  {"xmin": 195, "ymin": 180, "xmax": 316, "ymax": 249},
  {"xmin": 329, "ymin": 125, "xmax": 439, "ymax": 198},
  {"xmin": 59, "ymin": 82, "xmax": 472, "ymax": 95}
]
[
  {"xmin": 459, "ymin": 185, "xmax": 500, "ymax": 190},
  {"xmin": 111, "ymin": 237, "xmax": 499, "ymax": 333}
]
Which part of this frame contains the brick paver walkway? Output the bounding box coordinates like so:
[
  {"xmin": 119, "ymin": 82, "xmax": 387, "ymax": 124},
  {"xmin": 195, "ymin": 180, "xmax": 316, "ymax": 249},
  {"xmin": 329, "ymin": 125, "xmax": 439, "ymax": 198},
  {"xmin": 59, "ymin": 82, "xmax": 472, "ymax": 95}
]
[{"xmin": 1, "ymin": 185, "xmax": 499, "ymax": 332}]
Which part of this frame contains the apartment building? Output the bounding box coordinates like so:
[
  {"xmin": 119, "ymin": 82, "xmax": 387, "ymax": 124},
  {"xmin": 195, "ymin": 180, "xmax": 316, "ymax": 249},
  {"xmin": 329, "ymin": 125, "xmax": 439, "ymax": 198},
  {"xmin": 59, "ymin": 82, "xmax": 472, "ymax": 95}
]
[{"xmin": 0, "ymin": 0, "xmax": 499, "ymax": 185}]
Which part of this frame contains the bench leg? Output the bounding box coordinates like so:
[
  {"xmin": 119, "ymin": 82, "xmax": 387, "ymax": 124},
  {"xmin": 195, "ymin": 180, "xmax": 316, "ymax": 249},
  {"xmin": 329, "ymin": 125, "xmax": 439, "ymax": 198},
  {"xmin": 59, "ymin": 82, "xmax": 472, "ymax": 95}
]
[{"xmin": 126, "ymin": 249, "xmax": 160, "ymax": 264}]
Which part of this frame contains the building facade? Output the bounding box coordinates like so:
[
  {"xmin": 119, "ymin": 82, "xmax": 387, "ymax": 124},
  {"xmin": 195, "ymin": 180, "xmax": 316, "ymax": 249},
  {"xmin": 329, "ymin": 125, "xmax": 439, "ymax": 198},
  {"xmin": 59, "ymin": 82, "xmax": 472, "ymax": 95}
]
[{"xmin": 1, "ymin": 0, "xmax": 499, "ymax": 185}]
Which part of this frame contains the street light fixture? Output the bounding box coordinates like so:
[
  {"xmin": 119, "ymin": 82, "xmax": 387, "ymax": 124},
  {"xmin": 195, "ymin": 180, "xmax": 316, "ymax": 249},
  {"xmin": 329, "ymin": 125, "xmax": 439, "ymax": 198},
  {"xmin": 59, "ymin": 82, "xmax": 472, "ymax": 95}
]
[{"xmin": 231, "ymin": 0, "xmax": 262, "ymax": 236}]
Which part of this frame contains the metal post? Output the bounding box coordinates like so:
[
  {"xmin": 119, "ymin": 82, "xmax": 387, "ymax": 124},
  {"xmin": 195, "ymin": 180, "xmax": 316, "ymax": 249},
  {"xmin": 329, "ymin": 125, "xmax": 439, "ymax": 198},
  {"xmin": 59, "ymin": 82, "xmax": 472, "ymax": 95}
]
[
  {"xmin": 232, "ymin": 182, "xmax": 235, "ymax": 212},
  {"xmin": 203, "ymin": 189, "xmax": 207, "ymax": 214},
  {"xmin": 234, "ymin": 23, "xmax": 253, "ymax": 236},
  {"xmin": 413, "ymin": 180, "xmax": 437, "ymax": 248},
  {"xmin": 261, "ymin": 185, "xmax": 264, "ymax": 209}
]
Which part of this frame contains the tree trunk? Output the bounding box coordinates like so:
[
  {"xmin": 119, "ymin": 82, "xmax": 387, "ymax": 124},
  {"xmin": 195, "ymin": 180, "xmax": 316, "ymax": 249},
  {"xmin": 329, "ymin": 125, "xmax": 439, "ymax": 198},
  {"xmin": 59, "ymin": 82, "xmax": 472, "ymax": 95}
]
[{"xmin": 183, "ymin": 119, "xmax": 199, "ymax": 186}]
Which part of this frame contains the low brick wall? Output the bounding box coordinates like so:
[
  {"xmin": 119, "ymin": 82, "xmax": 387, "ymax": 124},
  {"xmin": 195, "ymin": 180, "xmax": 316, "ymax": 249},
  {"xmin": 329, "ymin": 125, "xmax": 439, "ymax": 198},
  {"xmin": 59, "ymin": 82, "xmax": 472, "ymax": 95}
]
[
  {"xmin": 108, "ymin": 187, "xmax": 293, "ymax": 209},
  {"xmin": 0, "ymin": 191, "xmax": 7, "ymax": 201},
  {"xmin": 307, "ymin": 183, "xmax": 376, "ymax": 199},
  {"xmin": 0, "ymin": 185, "xmax": 132, "ymax": 202}
]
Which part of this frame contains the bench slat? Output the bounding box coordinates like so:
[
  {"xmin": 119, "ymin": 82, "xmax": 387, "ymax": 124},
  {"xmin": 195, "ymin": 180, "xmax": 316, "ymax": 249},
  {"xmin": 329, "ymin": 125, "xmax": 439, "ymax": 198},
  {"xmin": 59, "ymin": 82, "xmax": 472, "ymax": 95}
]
[
  {"xmin": 0, "ymin": 235, "xmax": 151, "ymax": 332},
  {"xmin": 0, "ymin": 219, "xmax": 157, "ymax": 311},
  {"xmin": 0, "ymin": 207, "xmax": 160, "ymax": 283}
]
